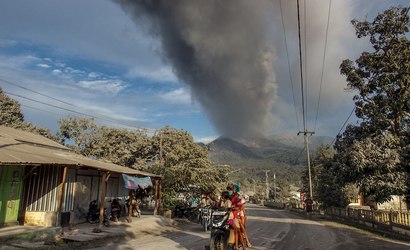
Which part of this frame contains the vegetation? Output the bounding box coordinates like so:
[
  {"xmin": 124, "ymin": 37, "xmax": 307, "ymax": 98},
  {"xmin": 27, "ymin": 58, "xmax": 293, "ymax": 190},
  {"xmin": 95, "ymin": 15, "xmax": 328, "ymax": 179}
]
[
  {"xmin": 308, "ymin": 6, "xmax": 409, "ymax": 208},
  {"xmin": 0, "ymin": 88, "xmax": 54, "ymax": 138},
  {"xmin": 57, "ymin": 117, "xmax": 230, "ymax": 209}
]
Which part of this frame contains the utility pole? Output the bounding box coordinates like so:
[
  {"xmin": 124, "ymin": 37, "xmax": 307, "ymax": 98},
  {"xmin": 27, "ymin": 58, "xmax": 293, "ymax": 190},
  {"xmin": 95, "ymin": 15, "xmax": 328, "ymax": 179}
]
[
  {"xmin": 273, "ymin": 172, "xmax": 276, "ymax": 201},
  {"xmin": 298, "ymin": 131, "xmax": 314, "ymax": 199},
  {"xmin": 263, "ymin": 170, "xmax": 270, "ymax": 200}
]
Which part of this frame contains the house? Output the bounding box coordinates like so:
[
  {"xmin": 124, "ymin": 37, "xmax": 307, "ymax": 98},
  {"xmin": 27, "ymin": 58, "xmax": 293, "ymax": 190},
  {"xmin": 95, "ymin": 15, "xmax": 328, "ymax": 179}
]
[{"xmin": 0, "ymin": 126, "xmax": 161, "ymax": 227}]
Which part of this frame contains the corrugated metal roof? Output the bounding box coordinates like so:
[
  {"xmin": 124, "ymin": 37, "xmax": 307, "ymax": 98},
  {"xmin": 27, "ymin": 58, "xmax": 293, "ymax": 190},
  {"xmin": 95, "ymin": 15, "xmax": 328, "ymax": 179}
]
[{"xmin": 0, "ymin": 126, "xmax": 160, "ymax": 178}]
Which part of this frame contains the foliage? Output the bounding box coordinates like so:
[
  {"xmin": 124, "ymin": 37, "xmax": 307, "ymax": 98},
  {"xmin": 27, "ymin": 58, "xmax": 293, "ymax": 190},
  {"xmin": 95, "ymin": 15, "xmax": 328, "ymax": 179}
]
[
  {"xmin": 309, "ymin": 145, "xmax": 352, "ymax": 208},
  {"xmin": 336, "ymin": 6, "xmax": 410, "ymax": 203},
  {"xmin": 57, "ymin": 119, "xmax": 230, "ymax": 208},
  {"xmin": 143, "ymin": 127, "xmax": 231, "ymax": 208},
  {"xmin": 0, "ymin": 88, "xmax": 24, "ymax": 126},
  {"xmin": 92, "ymin": 126, "xmax": 151, "ymax": 167},
  {"xmin": 0, "ymin": 88, "xmax": 54, "ymax": 139}
]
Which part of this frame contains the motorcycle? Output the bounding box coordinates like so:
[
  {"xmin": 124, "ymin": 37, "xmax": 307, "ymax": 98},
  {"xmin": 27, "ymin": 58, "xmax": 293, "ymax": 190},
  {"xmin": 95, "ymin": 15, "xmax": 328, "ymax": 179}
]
[
  {"xmin": 86, "ymin": 200, "xmax": 109, "ymax": 226},
  {"xmin": 126, "ymin": 198, "xmax": 141, "ymax": 218},
  {"xmin": 201, "ymin": 206, "xmax": 212, "ymax": 232},
  {"xmin": 111, "ymin": 199, "xmax": 122, "ymax": 222},
  {"xmin": 209, "ymin": 208, "xmax": 245, "ymax": 250},
  {"xmin": 209, "ymin": 208, "xmax": 230, "ymax": 250}
]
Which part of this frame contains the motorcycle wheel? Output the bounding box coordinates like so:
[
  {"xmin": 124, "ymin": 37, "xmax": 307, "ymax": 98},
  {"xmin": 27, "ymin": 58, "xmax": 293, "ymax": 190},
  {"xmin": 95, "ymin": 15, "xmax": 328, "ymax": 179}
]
[
  {"xmin": 210, "ymin": 233, "xmax": 226, "ymax": 250},
  {"xmin": 87, "ymin": 214, "xmax": 97, "ymax": 224},
  {"xmin": 204, "ymin": 218, "xmax": 208, "ymax": 232}
]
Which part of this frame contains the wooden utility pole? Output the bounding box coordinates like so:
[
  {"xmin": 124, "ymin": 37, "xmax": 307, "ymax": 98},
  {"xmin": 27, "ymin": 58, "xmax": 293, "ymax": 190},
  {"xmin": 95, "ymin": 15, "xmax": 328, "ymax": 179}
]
[
  {"xmin": 264, "ymin": 170, "xmax": 270, "ymax": 200},
  {"xmin": 298, "ymin": 131, "xmax": 314, "ymax": 199},
  {"xmin": 273, "ymin": 172, "xmax": 276, "ymax": 201}
]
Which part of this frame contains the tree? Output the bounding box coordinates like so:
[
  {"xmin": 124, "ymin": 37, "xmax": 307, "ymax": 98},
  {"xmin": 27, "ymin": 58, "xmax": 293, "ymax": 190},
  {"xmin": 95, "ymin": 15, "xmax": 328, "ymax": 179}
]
[
  {"xmin": 57, "ymin": 119, "xmax": 230, "ymax": 208},
  {"xmin": 57, "ymin": 116, "xmax": 98, "ymax": 156},
  {"xmin": 145, "ymin": 127, "xmax": 230, "ymax": 208},
  {"xmin": 312, "ymin": 145, "xmax": 353, "ymax": 208},
  {"xmin": 0, "ymin": 88, "xmax": 24, "ymax": 126},
  {"xmin": 0, "ymin": 88, "xmax": 54, "ymax": 139},
  {"xmin": 92, "ymin": 126, "xmax": 151, "ymax": 168},
  {"xmin": 336, "ymin": 6, "xmax": 410, "ymax": 203}
]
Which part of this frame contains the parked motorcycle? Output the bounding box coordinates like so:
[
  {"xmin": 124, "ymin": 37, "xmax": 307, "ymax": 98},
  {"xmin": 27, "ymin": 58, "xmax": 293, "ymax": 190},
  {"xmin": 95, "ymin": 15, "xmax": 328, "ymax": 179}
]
[
  {"xmin": 201, "ymin": 206, "xmax": 212, "ymax": 232},
  {"xmin": 86, "ymin": 200, "xmax": 109, "ymax": 226},
  {"xmin": 111, "ymin": 199, "xmax": 122, "ymax": 222},
  {"xmin": 126, "ymin": 199, "xmax": 141, "ymax": 218}
]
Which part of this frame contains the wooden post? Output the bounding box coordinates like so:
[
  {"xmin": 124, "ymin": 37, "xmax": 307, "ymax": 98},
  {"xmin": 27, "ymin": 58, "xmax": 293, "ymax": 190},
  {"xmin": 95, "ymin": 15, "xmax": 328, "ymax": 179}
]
[
  {"xmin": 127, "ymin": 189, "xmax": 133, "ymax": 222},
  {"xmin": 56, "ymin": 166, "xmax": 68, "ymax": 227},
  {"xmin": 154, "ymin": 178, "xmax": 159, "ymax": 215},
  {"xmin": 98, "ymin": 172, "xmax": 108, "ymax": 230}
]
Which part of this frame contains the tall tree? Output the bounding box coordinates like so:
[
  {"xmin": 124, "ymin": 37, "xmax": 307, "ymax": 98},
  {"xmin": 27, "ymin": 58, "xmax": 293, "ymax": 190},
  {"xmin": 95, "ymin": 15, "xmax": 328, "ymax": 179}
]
[
  {"xmin": 57, "ymin": 116, "xmax": 98, "ymax": 156},
  {"xmin": 146, "ymin": 126, "xmax": 230, "ymax": 208},
  {"xmin": 336, "ymin": 7, "xmax": 410, "ymax": 203},
  {"xmin": 92, "ymin": 126, "xmax": 151, "ymax": 168}
]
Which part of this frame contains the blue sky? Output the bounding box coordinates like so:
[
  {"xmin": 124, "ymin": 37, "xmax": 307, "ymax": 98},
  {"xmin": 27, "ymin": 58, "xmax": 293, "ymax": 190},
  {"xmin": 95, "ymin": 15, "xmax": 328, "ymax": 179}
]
[{"xmin": 0, "ymin": 0, "xmax": 406, "ymax": 143}]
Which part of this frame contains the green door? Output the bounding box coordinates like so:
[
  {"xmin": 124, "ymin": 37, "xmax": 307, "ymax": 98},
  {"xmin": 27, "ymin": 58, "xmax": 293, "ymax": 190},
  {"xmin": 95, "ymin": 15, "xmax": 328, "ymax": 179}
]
[{"xmin": 0, "ymin": 166, "xmax": 24, "ymax": 225}]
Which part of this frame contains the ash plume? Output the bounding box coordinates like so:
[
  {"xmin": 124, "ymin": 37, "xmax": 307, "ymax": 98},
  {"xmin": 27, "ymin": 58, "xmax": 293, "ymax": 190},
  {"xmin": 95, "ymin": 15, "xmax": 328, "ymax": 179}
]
[{"xmin": 114, "ymin": 0, "xmax": 277, "ymax": 139}]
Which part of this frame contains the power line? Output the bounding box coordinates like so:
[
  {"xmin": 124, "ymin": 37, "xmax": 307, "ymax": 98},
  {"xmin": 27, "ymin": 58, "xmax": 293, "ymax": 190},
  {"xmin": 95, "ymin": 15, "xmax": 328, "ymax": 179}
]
[
  {"xmin": 279, "ymin": 0, "xmax": 300, "ymax": 131},
  {"xmin": 303, "ymin": 0, "xmax": 308, "ymax": 130},
  {"xmin": 331, "ymin": 106, "xmax": 356, "ymax": 145},
  {"xmin": 5, "ymin": 91, "xmax": 146, "ymax": 130},
  {"xmin": 0, "ymin": 78, "xmax": 156, "ymax": 131},
  {"xmin": 0, "ymin": 78, "xmax": 149, "ymax": 130},
  {"xmin": 314, "ymin": 0, "xmax": 332, "ymax": 132},
  {"xmin": 297, "ymin": 0, "xmax": 306, "ymax": 131},
  {"xmin": 0, "ymin": 78, "xmax": 76, "ymax": 108},
  {"xmin": 21, "ymin": 104, "xmax": 66, "ymax": 117}
]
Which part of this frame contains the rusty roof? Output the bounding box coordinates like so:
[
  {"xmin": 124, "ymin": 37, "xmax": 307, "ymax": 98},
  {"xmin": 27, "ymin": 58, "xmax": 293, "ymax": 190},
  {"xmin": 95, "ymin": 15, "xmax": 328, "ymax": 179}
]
[{"xmin": 0, "ymin": 126, "xmax": 160, "ymax": 178}]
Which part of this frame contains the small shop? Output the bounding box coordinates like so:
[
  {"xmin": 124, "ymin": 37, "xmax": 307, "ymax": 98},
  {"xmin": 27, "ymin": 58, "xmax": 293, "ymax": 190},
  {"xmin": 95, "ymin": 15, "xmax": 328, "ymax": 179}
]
[{"xmin": 0, "ymin": 126, "xmax": 161, "ymax": 227}]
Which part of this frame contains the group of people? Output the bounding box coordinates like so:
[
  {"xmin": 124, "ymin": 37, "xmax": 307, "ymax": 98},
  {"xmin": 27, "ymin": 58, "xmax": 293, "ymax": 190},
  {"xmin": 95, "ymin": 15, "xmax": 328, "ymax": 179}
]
[
  {"xmin": 217, "ymin": 183, "xmax": 252, "ymax": 250},
  {"xmin": 177, "ymin": 183, "xmax": 252, "ymax": 250}
]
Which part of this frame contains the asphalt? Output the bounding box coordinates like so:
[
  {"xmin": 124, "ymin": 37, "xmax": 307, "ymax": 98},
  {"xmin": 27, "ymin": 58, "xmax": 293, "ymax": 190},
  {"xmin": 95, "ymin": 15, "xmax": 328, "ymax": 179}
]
[{"xmin": 0, "ymin": 215, "xmax": 177, "ymax": 249}]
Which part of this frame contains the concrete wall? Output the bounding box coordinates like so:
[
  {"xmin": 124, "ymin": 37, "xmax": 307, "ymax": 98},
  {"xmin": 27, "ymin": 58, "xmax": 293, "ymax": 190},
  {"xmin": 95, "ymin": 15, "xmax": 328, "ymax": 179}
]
[{"xmin": 24, "ymin": 211, "xmax": 57, "ymax": 226}]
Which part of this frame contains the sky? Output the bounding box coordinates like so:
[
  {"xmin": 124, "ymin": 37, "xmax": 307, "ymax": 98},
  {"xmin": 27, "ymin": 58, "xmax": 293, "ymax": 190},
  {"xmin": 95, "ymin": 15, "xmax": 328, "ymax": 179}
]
[{"xmin": 0, "ymin": 0, "xmax": 406, "ymax": 143}]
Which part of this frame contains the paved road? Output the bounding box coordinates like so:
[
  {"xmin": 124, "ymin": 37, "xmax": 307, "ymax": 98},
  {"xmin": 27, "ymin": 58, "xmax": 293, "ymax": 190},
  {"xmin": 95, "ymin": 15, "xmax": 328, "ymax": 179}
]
[{"xmin": 89, "ymin": 204, "xmax": 410, "ymax": 250}]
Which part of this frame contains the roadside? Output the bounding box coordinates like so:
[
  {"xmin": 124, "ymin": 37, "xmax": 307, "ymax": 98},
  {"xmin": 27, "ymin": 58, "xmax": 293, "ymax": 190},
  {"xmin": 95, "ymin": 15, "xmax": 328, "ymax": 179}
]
[
  {"xmin": 275, "ymin": 206, "xmax": 410, "ymax": 248},
  {"xmin": 0, "ymin": 215, "xmax": 178, "ymax": 250}
]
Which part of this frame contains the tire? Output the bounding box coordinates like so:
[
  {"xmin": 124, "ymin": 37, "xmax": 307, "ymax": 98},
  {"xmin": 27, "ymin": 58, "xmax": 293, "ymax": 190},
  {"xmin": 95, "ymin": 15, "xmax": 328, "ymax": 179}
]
[
  {"xmin": 87, "ymin": 214, "xmax": 97, "ymax": 224},
  {"xmin": 204, "ymin": 218, "xmax": 208, "ymax": 232},
  {"xmin": 210, "ymin": 233, "xmax": 226, "ymax": 250}
]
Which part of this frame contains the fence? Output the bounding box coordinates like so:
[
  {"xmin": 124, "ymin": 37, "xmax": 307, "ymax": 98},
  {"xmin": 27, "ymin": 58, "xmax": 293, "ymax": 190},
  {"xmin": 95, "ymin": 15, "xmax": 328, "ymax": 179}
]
[
  {"xmin": 326, "ymin": 207, "xmax": 410, "ymax": 236},
  {"xmin": 264, "ymin": 201, "xmax": 410, "ymax": 239}
]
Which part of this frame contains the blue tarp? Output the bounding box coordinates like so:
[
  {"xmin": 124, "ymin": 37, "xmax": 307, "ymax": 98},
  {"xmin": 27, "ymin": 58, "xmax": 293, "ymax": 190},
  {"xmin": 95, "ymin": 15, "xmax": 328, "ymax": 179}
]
[{"xmin": 122, "ymin": 174, "xmax": 152, "ymax": 189}]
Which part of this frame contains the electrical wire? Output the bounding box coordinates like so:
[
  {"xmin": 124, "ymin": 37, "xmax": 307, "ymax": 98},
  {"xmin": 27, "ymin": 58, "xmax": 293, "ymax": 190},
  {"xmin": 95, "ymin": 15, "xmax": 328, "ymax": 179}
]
[
  {"xmin": 0, "ymin": 78, "xmax": 155, "ymax": 131},
  {"xmin": 0, "ymin": 78, "xmax": 76, "ymax": 107},
  {"xmin": 303, "ymin": 0, "xmax": 308, "ymax": 130},
  {"xmin": 297, "ymin": 0, "xmax": 306, "ymax": 131},
  {"xmin": 331, "ymin": 106, "xmax": 356, "ymax": 145},
  {"xmin": 5, "ymin": 91, "xmax": 147, "ymax": 130},
  {"xmin": 314, "ymin": 0, "xmax": 332, "ymax": 132},
  {"xmin": 279, "ymin": 0, "xmax": 300, "ymax": 131}
]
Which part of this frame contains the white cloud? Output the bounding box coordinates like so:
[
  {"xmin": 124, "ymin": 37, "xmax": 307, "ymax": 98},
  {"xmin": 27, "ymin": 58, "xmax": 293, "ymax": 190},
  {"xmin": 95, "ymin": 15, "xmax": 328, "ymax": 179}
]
[
  {"xmin": 127, "ymin": 66, "xmax": 178, "ymax": 83},
  {"xmin": 88, "ymin": 72, "xmax": 99, "ymax": 78},
  {"xmin": 52, "ymin": 69, "xmax": 62, "ymax": 75},
  {"xmin": 77, "ymin": 79, "xmax": 126, "ymax": 94},
  {"xmin": 159, "ymin": 87, "xmax": 191, "ymax": 104},
  {"xmin": 36, "ymin": 63, "xmax": 50, "ymax": 68}
]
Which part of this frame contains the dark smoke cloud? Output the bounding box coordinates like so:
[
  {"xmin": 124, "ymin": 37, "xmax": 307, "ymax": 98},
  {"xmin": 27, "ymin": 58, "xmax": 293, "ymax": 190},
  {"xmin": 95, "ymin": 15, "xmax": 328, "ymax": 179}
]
[{"xmin": 114, "ymin": 0, "xmax": 276, "ymax": 138}]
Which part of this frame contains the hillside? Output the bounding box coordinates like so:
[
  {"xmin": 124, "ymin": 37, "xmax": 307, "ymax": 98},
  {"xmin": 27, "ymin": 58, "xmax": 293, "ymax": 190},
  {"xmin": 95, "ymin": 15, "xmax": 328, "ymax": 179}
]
[{"xmin": 207, "ymin": 135, "xmax": 334, "ymax": 198}]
